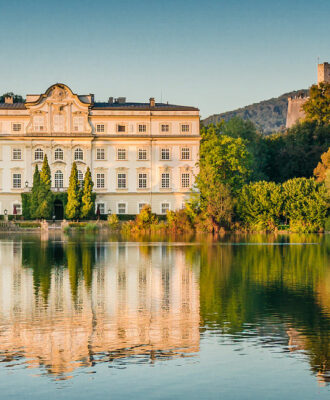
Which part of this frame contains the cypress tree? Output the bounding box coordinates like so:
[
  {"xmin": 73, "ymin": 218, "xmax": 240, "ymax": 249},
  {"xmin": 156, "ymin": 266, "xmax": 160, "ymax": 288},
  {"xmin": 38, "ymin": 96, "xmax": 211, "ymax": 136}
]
[
  {"xmin": 80, "ymin": 167, "xmax": 94, "ymax": 219},
  {"xmin": 65, "ymin": 162, "xmax": 80, "ymax": 220},
  {"xmin": 30, "ymin": 165, "xmax": 40, "ymax": 218},
  {"xmin": 37, "ymin": 155, "xmax": 53, "ymax": 219},
  {"xmin": 40, "ymin": 155, "xmax": 51, "ymax": 188}
]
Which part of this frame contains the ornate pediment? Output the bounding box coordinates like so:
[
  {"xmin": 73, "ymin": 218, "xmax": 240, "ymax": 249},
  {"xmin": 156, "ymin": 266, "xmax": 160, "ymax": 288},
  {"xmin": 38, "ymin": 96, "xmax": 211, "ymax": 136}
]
[{"xmin": 25, "ymin": 84, "xmax": 93, "ymax": 136}]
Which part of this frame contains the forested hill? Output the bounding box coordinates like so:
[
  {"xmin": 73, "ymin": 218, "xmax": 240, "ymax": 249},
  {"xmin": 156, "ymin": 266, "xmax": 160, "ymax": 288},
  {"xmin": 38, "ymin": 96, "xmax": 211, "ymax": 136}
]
[{"xmin": 202, "ymin": 89, "xmax": 309, "ymax": 134}]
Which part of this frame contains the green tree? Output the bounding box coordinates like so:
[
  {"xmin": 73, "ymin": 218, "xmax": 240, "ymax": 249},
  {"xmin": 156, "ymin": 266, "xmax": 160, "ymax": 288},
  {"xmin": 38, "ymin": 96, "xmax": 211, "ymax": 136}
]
[
  {"xmin": 237, "ymin": 181, "xmax": 283, "ymax": 230},
  {"xmin": 36, "ymin": 155, "xmax": 53, "ymax": 219},
  {"xmin": 80, "ymin": 167, "xmax": 94, "ymax": 219},
  {"xmin": 265, "ymin": 122, "xmax": 330, "ymax": 182},
  {"xmin": 0, "ymin": 92, "xmax": 25, "ymax": 103},
  {"xmin": 314, "ymin": 148, "xmax": 330, "ymax": 182},
  {"xmin": 197, "ymin": 126, "xmax": 251, "ymax": 193},
  {"xmin": 30, "ymin": 165, "xmax": 40, "ymax": 218},
  {"xmin": 282, "ymin": 177, "xmax": 327, "ymax": 232},
  {"xmin": 65, "ymin": 162, "xmax": 81, "ymax": 220},
  {"xmin": 195, "ymin": 127, "xmax": 251, "ymax": 231},
  {"xmin": 208, "ymin": 118, "xmax": 270, "ymax": 181},
  {"xmin": 303, "ymin": 82, "xmax": 330, "ymax": 125}
]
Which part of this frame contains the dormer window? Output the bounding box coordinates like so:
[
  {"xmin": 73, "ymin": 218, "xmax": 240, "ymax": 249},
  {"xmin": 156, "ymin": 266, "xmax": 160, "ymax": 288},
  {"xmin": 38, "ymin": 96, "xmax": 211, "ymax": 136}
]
[
  {"xmin": 34, "ymin": 148, "xmax": 44, "ymax": 161},
  {"xmin": 74, "ymin": 148, "xmax": 83, "ymax": 161}
]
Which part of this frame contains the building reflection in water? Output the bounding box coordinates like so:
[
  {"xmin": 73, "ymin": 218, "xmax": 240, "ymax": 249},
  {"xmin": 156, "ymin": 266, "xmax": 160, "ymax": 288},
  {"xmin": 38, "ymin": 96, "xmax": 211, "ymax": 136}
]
[
  {"xmin": 0, "ymin": 239, "xmax": 200, "ymax": 378},
  {"xmin": 0, "ymin": 234, "xmax": 329, "ymax": 385}
]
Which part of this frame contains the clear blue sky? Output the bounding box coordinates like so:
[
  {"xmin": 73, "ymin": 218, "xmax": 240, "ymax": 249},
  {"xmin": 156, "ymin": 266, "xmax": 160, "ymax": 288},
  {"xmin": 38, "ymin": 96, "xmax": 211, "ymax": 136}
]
[{"xmin": 0, "ymin": 0, "xmax": 329, "ymax": 118}]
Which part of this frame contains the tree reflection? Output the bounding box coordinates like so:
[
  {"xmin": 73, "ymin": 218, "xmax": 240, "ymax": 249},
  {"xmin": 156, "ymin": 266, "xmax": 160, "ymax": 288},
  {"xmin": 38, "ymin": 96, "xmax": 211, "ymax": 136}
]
[{"xmin": 198, "ymin": 234, "xmax": 330, "ymax": 383}]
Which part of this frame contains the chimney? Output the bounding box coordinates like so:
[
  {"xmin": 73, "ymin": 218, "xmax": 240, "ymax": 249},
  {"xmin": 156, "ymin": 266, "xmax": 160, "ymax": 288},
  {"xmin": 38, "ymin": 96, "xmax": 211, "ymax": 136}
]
[
  {"xmin": 149, "ymin": 97, "xmax": 155, "ymax": 107},
  {"xmin": 108, "ymin": 97, "xmax": 114, "ymax": 104},
  {"xmin": 5, "ymin": 95, "xmax": 13, "ymax": 104}
]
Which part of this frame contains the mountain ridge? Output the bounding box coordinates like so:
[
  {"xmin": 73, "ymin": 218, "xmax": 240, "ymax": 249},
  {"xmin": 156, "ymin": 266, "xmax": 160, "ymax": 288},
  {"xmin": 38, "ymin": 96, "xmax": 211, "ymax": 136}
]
[{"xmin": 202, "ymin": 89, "xmax": 309, "ymax": 134}]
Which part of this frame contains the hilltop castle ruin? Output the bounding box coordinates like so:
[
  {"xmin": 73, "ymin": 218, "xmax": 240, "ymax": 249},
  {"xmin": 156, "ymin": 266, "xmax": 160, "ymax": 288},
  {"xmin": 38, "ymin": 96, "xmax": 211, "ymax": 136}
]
[{"xmin": 286, "ymin": 62, "xmax": 330, "ymax": 128}]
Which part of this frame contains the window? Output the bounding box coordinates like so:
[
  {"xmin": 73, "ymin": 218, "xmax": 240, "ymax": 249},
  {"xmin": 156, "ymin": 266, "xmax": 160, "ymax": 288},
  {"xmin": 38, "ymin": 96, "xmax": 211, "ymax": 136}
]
[
  {"xmin": 53, "ymin": 114, "xmax": 65, "ymax": 132},
  {"xmin": 12, "ymin": 148, "xmax": 22, "ymax": 160},
  {"xmin": 117, "ymin": 173, "xmax": 127, "ymax": 189},
  {"xmin": 161, "ymin": 173, "xmax": 170, "ymax": 189},
  {"xmin": 161, "ymin": 148, "xmax": 170, "ymax": 160},
  {"xmin": 12, "ymin": 173, "xmax": 21, "ymax": 189},
  {"xmin": 96, "ymin": 173, "xmax": 105, "ymax": 189},
  {"xmin": 117, "ymin": 148, "xmax": 127, "ymax": 160},
  {"xmin": 73, "ymin": 116, "xmax": 84, "ymax": 132},
  {"xmin": 161, "ymin": 203, "xmax": 170, "ymax": 214},
  {"xmin": 138, "ymin": 173, "xmax": 148, "ymax": 189},
  {"xmin": 33, "ymin": 116, "xmax": 45, "ymax": 132},
  {"xmin": 55, "ymin": 170, "xmax": 63, "ymax": 188},
  {"xmin": 96, "ymin": 148, "xmax": 105, "ymax": 160},
  {"xmin": 181, "ymin": 147, "xmax": 190, "ymax": 160},
  {"xmin": 181, "ymin": 173, "xmax": 190, "ymax": 188},
  {"xmin": 96, "ymin": 203, "xmax": 105, "ymax": 214},
  {"xmin": 13, "ymin": 204, "xmax": 21, "ymax": 215},
  {"xmin": 118, "ymin": 203, "xmax": 126, "ymax": 214},
  {"xmin": 77, "ymin": 170, "xmax": 84, "ymax": 187},
  {"xmin": 74, "ymin": 148, "xmax": 83, "ymax": 161},
  {"xmin": 34, "ymin": 148, "xmax": 44, "ymax": 161},
  {"xmin": 96, "ymin": 124, "xmax": 105, "ymax": 133},
  {"xmin": 117, "ymin": 124, "xmax": 126, "ymax": 132},
  {"xmin": 138, "ymin": 124, "xmax": 147, "ymax": 133},
  {"xmin": 161, "ymin": 124, "xmax": 169, "ymax": 133},
  {"xmin": 181, "ymin": 124, "xmax": 190, "ymax": 133},
  {"xmin": 54, "ymin": 148, "xmax": 64, "ymax": 161},
  {"xmin": 138, "ymin": 148, "xmax": 147, "ymax": 160},
  {"xmin": 138, "ymin": 203, "xmax": 147, "ymax": 213},
  {"xmin": 12, "ymin": 123, "xmax": 22, "ymax": 132}
]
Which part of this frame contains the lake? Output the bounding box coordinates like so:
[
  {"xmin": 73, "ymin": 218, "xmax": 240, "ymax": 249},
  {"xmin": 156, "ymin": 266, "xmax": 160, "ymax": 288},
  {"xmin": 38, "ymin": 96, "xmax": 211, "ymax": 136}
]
[{"xmin": 0, "ymin": 232, "xmax": 329, "ymax": 399}]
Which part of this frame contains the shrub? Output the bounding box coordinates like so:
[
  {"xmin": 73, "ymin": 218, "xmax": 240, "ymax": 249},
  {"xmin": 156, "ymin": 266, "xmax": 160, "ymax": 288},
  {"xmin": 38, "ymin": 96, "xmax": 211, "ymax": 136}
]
[
  {"xmin": 282, "ymin": 178, "xmax": 327, "ymax": 232},
  {"xmin": 237, "ymin": 181, "xmax": 283, "ymax": 231},
  {"xmin": 324, "ymin": 216, "xmax": 330, "ymax": 232},
  {"xmin": 85, "ymin": 222, "xmax": 99, "ymax": 232},
  {"xmin": 166, "ymin": 209, "xmax": 193, "ymax": 234},
  {"xmin": 15, "ymin": 222, "xmax": 41, "ymax": 229},
  {"xmin": 108, "ymin": 214, "xmax": 119, "ymax": 230}
]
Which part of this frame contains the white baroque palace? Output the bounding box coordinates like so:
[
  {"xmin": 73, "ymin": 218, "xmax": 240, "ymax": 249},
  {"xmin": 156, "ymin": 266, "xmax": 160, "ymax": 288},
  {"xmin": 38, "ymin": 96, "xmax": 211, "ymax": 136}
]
[{"xmin": 0, "ymin": 83, "xmax": 200, "ymax": 216}]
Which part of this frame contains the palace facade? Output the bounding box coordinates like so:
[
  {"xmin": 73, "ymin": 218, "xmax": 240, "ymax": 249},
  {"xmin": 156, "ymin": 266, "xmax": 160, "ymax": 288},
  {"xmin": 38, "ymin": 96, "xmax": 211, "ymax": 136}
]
[{"xmin": 0, "ymin": 83, "xmax": 200, "ymax": 217}]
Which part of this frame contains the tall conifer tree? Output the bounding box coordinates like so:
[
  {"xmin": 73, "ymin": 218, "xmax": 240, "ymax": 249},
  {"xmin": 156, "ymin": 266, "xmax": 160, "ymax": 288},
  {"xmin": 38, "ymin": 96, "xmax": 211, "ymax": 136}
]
[
  {"xmin": 30, "ymin": 165, "xmax": 40, "ymax": 218},
  {"xmin": 36, "ymin": 155, "xmax": 53, "ymax": 219},
  {"xmin": 65, "ymin": 162, "xmax": 80, "ymax": 220},
  {"xmin": 80, "ymin": 167, "xmax": 94, "ymax": 219}
]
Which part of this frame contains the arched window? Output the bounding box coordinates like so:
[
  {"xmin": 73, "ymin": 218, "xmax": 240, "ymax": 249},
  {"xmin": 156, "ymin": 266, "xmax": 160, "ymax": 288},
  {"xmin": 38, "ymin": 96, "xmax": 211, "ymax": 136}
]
[
  {"xmin": 54, "ymin": 148, "xmax": 64, "ymax": 161},
  {"xmin": 74, "ymin": 148, "xmax": 83, "ymax": 161},
  {"xmin": 77, "ymin": 170, "xmax": 84, "ymax": 187},
  {"xmin": 34, "ymin": 148, "xmax": 44, "ymax": 161},
  {"xmin": 54, "ymin": 170, "xmax": 63, "ymax": 188}
]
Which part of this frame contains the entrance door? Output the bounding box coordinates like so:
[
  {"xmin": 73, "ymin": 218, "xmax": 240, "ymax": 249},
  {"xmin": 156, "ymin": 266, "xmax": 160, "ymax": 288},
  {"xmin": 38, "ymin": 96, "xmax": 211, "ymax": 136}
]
[{"xmin": 54, "ymin": 199, "xmax": 64, "ymax": 220}]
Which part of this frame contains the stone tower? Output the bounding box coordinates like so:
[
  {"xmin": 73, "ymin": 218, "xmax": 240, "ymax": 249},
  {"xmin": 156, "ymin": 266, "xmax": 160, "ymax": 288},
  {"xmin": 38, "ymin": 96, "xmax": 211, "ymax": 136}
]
[
  {"xmin": 286, "ymin": 62, "xmax": 329, "ymax": 128},
  {"xmin": 317, "ymin": 62, "xmax": 330, "ymax": 85}
]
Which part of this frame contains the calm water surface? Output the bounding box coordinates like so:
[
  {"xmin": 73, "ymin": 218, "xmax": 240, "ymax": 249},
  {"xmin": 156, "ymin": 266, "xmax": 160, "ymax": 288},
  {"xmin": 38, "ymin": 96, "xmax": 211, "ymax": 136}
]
[{"xmin": 0, "ymin": 232, "xmax": 329, "ymax": 399}]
